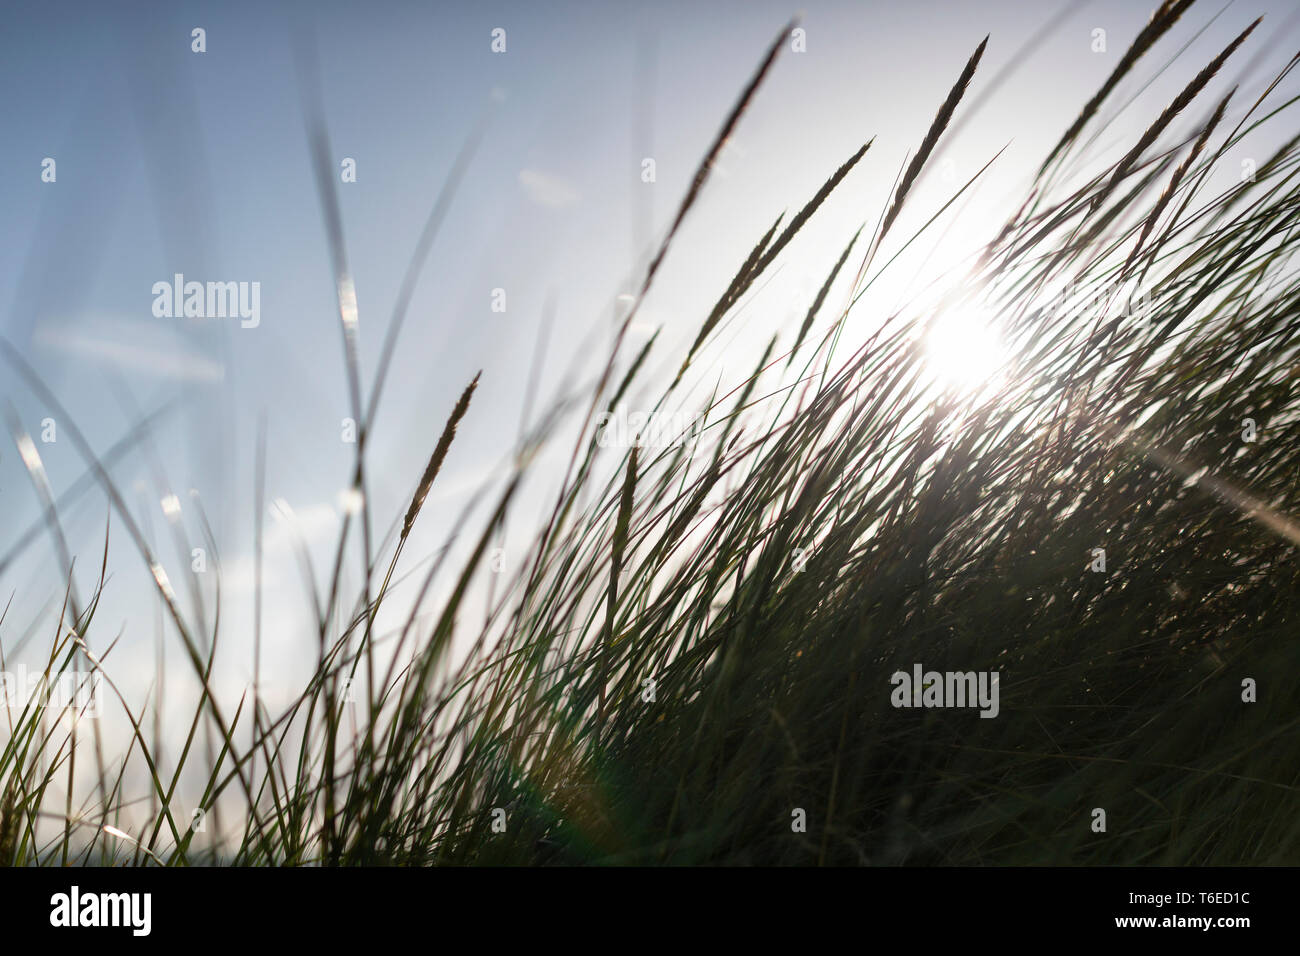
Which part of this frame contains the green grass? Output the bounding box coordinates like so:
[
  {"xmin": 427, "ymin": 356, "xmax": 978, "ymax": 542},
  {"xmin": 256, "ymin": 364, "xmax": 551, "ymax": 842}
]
[{"xmin": 3, "ymin": 4, "xmax": 1300, "ymax": 865}]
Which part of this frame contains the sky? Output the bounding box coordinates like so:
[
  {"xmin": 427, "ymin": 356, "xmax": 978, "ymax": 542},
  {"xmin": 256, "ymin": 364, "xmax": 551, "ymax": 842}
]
[{"xmin": 1, "ymin": 0, "xmax": 1297, "ymax": 833}]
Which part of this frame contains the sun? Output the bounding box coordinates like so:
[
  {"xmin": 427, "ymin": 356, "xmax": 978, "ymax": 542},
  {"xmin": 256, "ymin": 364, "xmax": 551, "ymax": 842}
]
[{"xmin": 921, "ymin": 306, "xmax": 1013, "ymax": 396}]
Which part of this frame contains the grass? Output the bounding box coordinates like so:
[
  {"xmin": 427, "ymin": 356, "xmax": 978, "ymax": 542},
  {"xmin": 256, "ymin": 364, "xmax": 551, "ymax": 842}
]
[{"xmin": 3, "ymin": 4, "xmax": 1300, "ymax": 865}]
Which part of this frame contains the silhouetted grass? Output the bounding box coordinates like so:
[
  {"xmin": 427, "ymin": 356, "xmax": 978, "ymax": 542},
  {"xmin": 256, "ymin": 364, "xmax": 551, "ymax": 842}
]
[{"xmin": 3, "ymin": 7, "xmax": 1299, "ymax": 866}]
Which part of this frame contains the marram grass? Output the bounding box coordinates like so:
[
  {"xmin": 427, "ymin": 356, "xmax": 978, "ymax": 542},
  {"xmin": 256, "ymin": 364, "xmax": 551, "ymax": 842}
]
[{"xmin": 3, "ymin": 8, "xmax": 1300, "ymax": 866}]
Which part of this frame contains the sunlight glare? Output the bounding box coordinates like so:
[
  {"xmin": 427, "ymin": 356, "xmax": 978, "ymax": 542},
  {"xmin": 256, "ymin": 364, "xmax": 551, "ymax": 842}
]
[{"xmin": 922, "ymin": 306, "xmax": 1013, "ymax": 395}]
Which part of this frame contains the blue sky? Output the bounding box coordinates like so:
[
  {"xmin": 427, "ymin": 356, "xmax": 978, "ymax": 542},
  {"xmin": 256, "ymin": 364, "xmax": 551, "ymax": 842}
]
[{"xmin": 2, "ymin": 0, "xmax": 1297, "ymax": 813}]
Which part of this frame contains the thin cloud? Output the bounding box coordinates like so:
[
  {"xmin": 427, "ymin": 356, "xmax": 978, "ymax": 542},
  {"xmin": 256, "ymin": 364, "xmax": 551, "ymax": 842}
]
[
  {"xmin": 35, "ymin": 321, "xmax": 225, "ymax": 383},
  {"xmin": 518, "ymin": 168, "xmax": 580, "ymax": 208}
]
